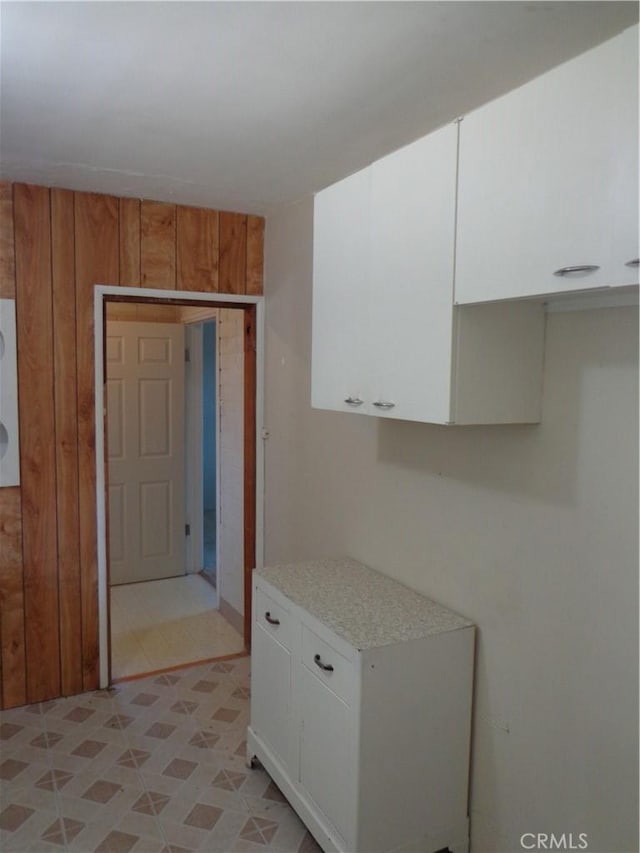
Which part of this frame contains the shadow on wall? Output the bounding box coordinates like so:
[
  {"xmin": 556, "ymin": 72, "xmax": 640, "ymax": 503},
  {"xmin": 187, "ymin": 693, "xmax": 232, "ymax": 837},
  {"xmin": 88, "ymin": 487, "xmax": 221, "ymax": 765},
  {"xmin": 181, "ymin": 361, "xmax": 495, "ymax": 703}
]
[{"xmin": 376, "ymin": 308, "xmax": 639, "ymax": 508}]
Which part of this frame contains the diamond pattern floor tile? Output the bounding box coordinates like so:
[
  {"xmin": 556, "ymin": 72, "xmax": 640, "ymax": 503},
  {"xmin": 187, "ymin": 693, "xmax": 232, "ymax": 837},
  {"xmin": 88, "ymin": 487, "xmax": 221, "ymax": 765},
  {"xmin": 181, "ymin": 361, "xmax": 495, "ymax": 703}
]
[{"xmin": 0, "ymin": 655, "xmax": 324, "ymax": 853}]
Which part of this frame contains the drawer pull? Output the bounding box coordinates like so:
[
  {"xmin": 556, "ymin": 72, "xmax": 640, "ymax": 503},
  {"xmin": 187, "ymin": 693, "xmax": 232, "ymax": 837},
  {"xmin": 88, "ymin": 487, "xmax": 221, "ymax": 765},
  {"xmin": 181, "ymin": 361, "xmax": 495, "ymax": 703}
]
[
  {"xmin": 553, "ymin": 265, "xmax": 600, "ymax": 277},
  {"xmin": 625, "ymin": 258, "xmax": 639, "ymax": 267},
  {"xmin": 264, "ymin": 611, "xmax": 280, "ymax": 626},
  {"xmin": 344, "ymin": 396, "xmax": 364, "ymax": 406},
  {"xmin": 372, "ymin": 400, "xmax": 395, "ymax": 409},
  {"xmin": 314, "ymin": 653, "xmax": 334, "ymax": 673}
]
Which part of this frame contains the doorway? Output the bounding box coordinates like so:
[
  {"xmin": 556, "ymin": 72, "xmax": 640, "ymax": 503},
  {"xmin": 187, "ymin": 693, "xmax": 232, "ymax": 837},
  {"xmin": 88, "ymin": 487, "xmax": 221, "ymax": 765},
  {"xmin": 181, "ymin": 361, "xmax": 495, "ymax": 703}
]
[{"xmin": 96, "ymin": 288, "xmax": 263, "ymax": 688}]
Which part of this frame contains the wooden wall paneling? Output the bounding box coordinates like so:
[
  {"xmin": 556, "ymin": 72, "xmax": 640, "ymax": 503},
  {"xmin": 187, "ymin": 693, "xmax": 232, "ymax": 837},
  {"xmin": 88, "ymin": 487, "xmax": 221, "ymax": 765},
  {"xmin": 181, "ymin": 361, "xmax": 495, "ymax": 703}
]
[
  {"xmin": 105, "ymin": 302, "xmax": 139, "ymax": 322},
  {"xmin": 0, "ymin": 486, "xmax": 26, "ymax": 708},
  {"xmin": 119, "ymin": 198, "xmax": 141, "ymax": 286},
  {"xmin": 75, "ymin": 191, "xmax": 119, "ymax": 690},
  {"xmin": 177, "ymin": 206, "xmax": 219, "ymax": 291},
  {"xmin": 106, "ymin": 302, "xmax": 180, "ymax": 323},
  {"xmin": 243, "ymin": 306, "xmax": 257, "ymax": 647},
  {"xmin": 0, "ymin": 182, "xmax": 24, "ymax": 709},
  {"xmin": 141, "ymin": 200, "xmax": 176, "ymax": 289},
  {"xmin": 0, "ymin": 181, "xmax": 16, "ymax": 298},
  {"xmin": 13, "ymin": 183, "xmax": 60, "ymax": 702},
  {"xmin": 219, "ymin": 212, "xmax": 247, "ymax": 295},
  {"xmin": 178, "ymin": 305, "xmax": 219, "ymax": 324},
  {"xmin": 246, "ymin": 215, "xmax": 265, "ymax": 296},
  {"xmin": 147, "ymin": 305, "xmax": 180, "ymax": 322},
  {"xmin": 51, "ymin": 188, "xmax": 83, "ymax": 696}
]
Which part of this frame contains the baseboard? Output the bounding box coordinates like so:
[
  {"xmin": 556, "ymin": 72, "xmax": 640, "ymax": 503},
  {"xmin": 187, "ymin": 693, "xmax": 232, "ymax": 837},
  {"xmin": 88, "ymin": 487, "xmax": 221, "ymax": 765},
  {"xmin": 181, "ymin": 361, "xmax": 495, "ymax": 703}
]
[{"xmin": 219, "ymin": 596, "xmax": 243, "ymax": 634}]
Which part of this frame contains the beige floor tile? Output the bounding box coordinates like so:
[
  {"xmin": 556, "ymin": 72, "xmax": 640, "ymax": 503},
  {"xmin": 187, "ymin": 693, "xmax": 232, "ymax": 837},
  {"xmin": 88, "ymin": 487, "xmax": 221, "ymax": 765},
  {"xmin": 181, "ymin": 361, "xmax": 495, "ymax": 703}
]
[{"xmin": 0, "ymin": 657, "xmax": 323, "ymax": 853}]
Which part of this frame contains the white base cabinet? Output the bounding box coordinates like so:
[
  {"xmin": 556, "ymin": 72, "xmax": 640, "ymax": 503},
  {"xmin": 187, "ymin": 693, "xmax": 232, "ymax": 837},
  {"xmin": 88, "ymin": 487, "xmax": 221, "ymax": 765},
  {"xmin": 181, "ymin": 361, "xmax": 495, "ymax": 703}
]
[{"xmin": 248, "ymin": 559, "xmax": 475, "ymax": 853}]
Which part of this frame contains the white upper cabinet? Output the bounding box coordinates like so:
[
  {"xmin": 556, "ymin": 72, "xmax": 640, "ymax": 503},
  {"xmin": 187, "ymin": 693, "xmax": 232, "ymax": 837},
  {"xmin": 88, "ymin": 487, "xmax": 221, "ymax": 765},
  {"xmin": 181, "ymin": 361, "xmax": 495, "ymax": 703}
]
[
  {"xmin": 368, "ymin": 125, "xmax": 457, "ymax": 423},
  {"xmin": 312, "ymin": 123, "xmax": 545, "ymax": 425},
  {"xmin": 312, "ymin": 168, "xmax": 371, "ymax": 415},
  {"xmin": 455, "ymin": 25, "xmax": 639, "ymax": 305}
]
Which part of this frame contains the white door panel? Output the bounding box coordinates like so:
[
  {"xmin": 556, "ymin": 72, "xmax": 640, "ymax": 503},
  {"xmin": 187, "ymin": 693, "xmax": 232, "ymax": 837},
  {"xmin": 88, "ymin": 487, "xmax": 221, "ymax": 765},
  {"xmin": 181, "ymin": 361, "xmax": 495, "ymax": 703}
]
[{"xmin": 107, "ymin": 321, "xmax": 186, "ymax": 585}]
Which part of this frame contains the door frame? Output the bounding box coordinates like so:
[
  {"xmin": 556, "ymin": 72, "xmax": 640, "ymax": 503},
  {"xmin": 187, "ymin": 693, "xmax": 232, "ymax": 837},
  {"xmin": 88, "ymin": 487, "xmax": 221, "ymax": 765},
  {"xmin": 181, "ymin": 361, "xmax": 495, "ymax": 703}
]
[{"xmin": 94, "ymin": 285, "xmax": 264, "ymax": 689}]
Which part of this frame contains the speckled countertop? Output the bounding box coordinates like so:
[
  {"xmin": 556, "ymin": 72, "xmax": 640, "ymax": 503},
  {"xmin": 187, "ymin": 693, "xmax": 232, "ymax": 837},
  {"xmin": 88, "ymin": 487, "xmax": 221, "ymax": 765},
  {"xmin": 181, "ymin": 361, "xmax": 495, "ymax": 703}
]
[{"xmin": 257, "ymin": 558, "xmax": 473, "ymax": 650}]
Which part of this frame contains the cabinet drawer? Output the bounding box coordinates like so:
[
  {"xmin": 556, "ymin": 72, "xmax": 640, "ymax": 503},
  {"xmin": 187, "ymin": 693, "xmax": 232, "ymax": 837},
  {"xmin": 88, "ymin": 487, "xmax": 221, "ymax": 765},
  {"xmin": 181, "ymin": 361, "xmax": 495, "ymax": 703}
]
[
  {"xmin": 255, "ymin": 586, "xmax": 292, "ymax": 651},
  {"xmin": 302, "ymin": 624, "xmax": 354, "ymax": 706}
]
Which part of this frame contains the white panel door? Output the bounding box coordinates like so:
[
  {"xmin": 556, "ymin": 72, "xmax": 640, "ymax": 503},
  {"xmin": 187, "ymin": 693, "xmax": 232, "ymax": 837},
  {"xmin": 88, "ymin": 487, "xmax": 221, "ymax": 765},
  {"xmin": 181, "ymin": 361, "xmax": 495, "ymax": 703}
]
[
  {"xmin": 217, "ymin": 309, "xmax": 244, "ymax": 617},
  {"xmin": 107, "ymin": 321, "xmax": 185, "ymax": 585},
  {"xmin": 312, "ymin": 167, "xmax": 372, "ymax": 414},
  {"xmin": 456, "ymin": 25, "xmax": 639, "ymax": 304},
  {"xmin": 369, "ymin": 123, "xmax": 458, "ymax": 423}
]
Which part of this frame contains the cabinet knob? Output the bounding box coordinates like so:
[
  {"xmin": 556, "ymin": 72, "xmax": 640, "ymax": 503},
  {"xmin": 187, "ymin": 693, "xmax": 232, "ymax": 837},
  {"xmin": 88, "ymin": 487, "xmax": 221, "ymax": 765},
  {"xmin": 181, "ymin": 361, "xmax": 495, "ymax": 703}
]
[
  {"xmin": 344, "ymin": 396, "xmax": 364, "ymax": 406},
  {"xmin": 625, "ymin": 258, "xmax": 639, "ymax": 267},
  {"xmin": 314, "ymin": 653, "xmax": 334, "ymax": 673},
  {"xmin": 264, "ymin": 611, "xmax": 280, "ymax": 626},
  {"xmin": 372, "ymin": 400, "xmax": 395, "ymax": 409},
  {"xmin": 553, "ymin": 265, "xmax": 600, "ymax": 277}
]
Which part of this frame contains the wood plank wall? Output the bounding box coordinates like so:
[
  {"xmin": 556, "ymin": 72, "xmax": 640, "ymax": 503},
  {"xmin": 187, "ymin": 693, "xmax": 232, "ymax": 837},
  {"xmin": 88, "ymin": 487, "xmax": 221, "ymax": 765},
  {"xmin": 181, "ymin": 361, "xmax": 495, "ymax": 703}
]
[{"xmin": 0, "ymin": 182, "xmax": 264, "ymax": 708}]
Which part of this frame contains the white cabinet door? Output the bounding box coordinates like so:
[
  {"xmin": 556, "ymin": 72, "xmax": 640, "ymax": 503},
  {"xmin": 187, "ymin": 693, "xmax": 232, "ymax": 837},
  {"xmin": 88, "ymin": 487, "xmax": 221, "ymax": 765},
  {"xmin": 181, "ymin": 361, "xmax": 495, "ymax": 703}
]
[
  {"xmin": 312, "ymin": 167, "xmax": 371, "ymax": 414},
  {"xmin": 610, "ymin": 26, "xmax": 640, "ymax": 278},
  {"xmin": 298, "ymin": 663, "xmax": 354, "ymax": 847},
  {"xmin": 251, "ymin": 621, "xmax": 292, "ymax": 771},
  {"xmin": 369, "ymin": 124, "xmax": 457, "ymax": 423},
  {"xmin": 456, "ymin": 25, "xmax": 639, "ymax": 304}
]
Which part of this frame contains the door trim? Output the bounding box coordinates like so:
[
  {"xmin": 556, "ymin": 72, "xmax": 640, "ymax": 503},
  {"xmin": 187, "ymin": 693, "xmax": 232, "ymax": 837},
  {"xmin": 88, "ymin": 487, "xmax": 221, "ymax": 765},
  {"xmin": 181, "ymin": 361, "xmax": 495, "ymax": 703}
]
[{"xmin": 94, "ymin": 286, "xmax": 265, "ymax": 689}]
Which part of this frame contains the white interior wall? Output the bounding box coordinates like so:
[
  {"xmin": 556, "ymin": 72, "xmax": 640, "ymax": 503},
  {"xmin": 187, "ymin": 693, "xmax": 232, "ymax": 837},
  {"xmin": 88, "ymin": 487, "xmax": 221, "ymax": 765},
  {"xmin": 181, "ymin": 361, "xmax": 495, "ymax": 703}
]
[
  {"xmin": 263, "ymin": 196, "xmax": 639, "ymax": 853},
  {"xmin": 218, "ymin": 308, "xmax": 245, "ymax": 620},
  {"xmin": 184, "ymin": 322, "xmax": 204, "ymax": 576}
]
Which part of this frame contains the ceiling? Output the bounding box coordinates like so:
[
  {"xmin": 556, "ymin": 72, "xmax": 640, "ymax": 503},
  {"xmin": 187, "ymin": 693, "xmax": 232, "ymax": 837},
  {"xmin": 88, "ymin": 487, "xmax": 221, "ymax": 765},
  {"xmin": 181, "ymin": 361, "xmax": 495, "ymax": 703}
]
[{"xmin": 1, "ymin": 2, "xmax": 637, "ymax": 215}]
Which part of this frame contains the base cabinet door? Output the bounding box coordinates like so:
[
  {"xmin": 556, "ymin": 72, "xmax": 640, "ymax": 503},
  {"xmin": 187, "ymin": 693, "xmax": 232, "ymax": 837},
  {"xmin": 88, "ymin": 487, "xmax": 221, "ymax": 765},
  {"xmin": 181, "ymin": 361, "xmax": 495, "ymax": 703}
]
[
  {"xmin": 298, "ymin": 665, "xmax": 354, "ymax": 848},
  {"xmin": 250, "ymin": 623, "xmax": 292, "ymax": 772}
]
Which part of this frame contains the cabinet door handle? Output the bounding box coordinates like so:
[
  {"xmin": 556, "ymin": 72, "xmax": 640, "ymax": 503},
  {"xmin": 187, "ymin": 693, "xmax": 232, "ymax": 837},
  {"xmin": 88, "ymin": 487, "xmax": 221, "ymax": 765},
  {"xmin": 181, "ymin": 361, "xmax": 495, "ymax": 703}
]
[
  {"xmin": 344, "ymin": 396, "xmax": 364, "ymax": 406},
  {"xmin": 372, "ymin": 400, "xmax": 395, "ymax": 409},
  {"xmin": 314, "ymin": 653, "xmax": 334, "ymax": 672},
  {"xmin": 625, "ymin": 258, "xmax": 639, "ymax": 267},
  {"xmin": 264, "ymin": 611, "xmax": 280, "ymax": 626},
  {"xmin": 553, "ymin": 265, "xmax": 600, "ymax": 277}
]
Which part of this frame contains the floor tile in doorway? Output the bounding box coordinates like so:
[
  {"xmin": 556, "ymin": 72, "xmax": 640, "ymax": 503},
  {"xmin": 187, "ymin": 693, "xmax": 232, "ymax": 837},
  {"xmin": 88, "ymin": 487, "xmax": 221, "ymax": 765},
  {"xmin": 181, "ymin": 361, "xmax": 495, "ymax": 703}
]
[{"xmin": 110, "ymin": 575, "xmax": 244, "ymax": 679}]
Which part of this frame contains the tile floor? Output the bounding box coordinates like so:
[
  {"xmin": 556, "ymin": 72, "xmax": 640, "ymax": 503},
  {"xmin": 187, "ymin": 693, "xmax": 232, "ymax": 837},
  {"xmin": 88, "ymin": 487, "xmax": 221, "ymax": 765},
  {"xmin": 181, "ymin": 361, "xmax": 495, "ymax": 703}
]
[
  {"xmin": 110, "ymin": 576, "xmax": 244, "ymax": 680},
  {"xmin": 0, "ymin": 657, "xmax": 322, "ymax": 853}
]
